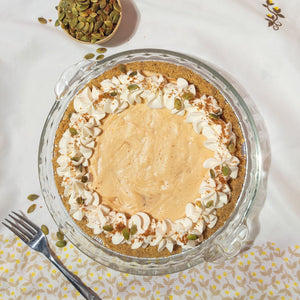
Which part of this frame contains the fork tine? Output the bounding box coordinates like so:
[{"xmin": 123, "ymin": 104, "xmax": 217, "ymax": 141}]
[
  {"xmin": 9, "ymin": 213, "xmax": 36, "ymax": 235},
  {"xmin": 4, "ymin": 218, "xmax": 34, "ymax": 241},
  {"xmin": 12, "ymin": 211, "xmax": 40, "ymax": 231},
  {"xmin": 2, "ymin": 221, "xmax": 29, "ymax": 243}
]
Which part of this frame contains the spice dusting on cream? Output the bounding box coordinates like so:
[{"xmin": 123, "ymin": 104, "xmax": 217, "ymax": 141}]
[{"xmin": 56, "ymin": 70, "xmax": 239, "ymax": 252}]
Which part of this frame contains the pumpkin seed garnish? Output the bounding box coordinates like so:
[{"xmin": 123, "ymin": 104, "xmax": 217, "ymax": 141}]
[
  {"xmin": 27, "ymin": 204, "xmax": 36, "ymax": 214},
  {"xmin": 129, "ymin": 71, "xmax": 137, "ymax": 77},
  {"xmin": 55, "ymin": 240, "xmax": 67, "ymax": 248},
  {"xmin": 196, "ymin": 201, "xmax": 203, "ymax": 209},
  {"xmin": 96, "ymin": 54, "xmax": 104, "ymax": 60},
  {"xmin": 27, "ymin": 194, "xmax": 39, "ymax": 201},
  {"xmin": 56, "ymin": 231, "xmax": 64, "ymax": 241},
  {"xmin": 182, "ymin": 92, "xmax": 194, "ymax": 101},
  {"xmin": 228, "ymin": 143, "xmax": 236, "ymax": 154},
  {"xmin": 130, "ymin": 224, "xmax": 137, "ymax": 235},
  {"xmin": 187, "ymin": 234, "xmax": 198, "ymax": 240},
  {"xmin": 76, "ymin": 197, "xmax": 85, "ymax": 205},
  {"xmin": 118, "ymin": 64, "xmax": 126, "ymax": 73},
  {"xmin": 84, "ymin": 53, "xmax": 95, "ymax": 60},
  {"xmin": 81, "ymin": 176, "xmax": 88, "ymax": 183},
  {"xmin": 69, "ymin": 127, "xmax": 78, "ymax": 135},
  {"xmin": 96, "ymin": 47, "xmax": 107, "ymax": 53},
  {"xmin": 210, "ymin": 169, "xmax": 216, "ymax": 179},
  {"xmin": 71, "ymin": 156, "xmax": 80, "ymax": 162},
  {"xmin": 38, "ymin": 17, "xmax": 47, "ymax": 24},
  {"xmin": 122, "ymin": 228, "xmax": 130, "ymax": 240},
  {"xmin": 174, "ymin": 98, "xmax": 182, "ymax": 110},
  {"xmin": 205, "ymin": 200, "xmax": 214, "ymax": 208},
  {"xmin": 41, "ymin": 225, "xmax": 49, "ymax": 235},
  {"xmin": 55, "ymin": 19, "xmax": 60, "ymax": 27},
  {"xmin": 222, "ymin": 165, "xmax": 230, "ymax": 176},
  {"xmin": 209, "ymin": 113, "xmax": 219, "ymax": 120},
  {"xmin": 128, "ymin": 84, "xmax": 139, "ymax": 91},
  {"xmin": 103, "ymin": 225, "xmax": 114, "ymax": 232},
  {"xmin": 110, "ymin": 91, "xmax": 117, "ymax": 97}
]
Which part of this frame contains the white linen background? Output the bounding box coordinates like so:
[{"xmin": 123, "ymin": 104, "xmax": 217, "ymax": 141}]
[{"xmin": 0, "ymin": 0, "xmax": 300, "ymax": 298}]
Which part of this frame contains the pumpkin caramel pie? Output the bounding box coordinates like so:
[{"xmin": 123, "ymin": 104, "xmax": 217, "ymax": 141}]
[{"xmin": 53, "ymin": 61, "xmax": 245, "ymax": 258}]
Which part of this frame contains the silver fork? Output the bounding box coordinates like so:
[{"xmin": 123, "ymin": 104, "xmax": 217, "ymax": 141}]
[{"xmin": 2, "ymin": 211, "xmax": 102, "ymax": 300}]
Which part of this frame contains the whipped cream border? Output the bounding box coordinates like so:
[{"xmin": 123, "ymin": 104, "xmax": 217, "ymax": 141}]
[{"xmin": 56, "ymin": 70, "xmax": 240, "ymax": 253}]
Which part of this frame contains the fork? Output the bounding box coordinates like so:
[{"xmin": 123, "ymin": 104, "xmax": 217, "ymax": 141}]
[{"xmin": 2, "ymin": 211, "xmax": 102, "ymax": 300}]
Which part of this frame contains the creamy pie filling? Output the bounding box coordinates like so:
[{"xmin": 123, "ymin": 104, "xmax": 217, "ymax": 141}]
[{"xmin": 56, "ymin": 70, "xmax": 239, "ymax": 252}]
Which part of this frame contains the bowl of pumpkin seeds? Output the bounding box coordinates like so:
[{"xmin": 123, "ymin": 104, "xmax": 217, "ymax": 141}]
[{"xmin": 58, "ymin": 0, "xmax": 122, "ymax": 44}]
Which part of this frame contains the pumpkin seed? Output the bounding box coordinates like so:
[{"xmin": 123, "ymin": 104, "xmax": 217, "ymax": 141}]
[
  {"xmin": 58, "ymin": 12, "xmax": 65, "ymax": 21},
  {"xmin": 56, "ymin": 231, "xmax": 64, "ymax": 241},
  {"xmin": 99, "ymin": 0, "xmax": 107, "ymax": 9},
  {"xmin": 27, "ymin": 194, "xmax": 39, "ymax": 201},
  {"xmin": 91, "ymin": 32, "xmax": 103, "ymax": 40},
  {"xmin": 105, "ymin": 27, "xmax": 113, "ymax": 35},
  {"xmin": 228, "ymin": 143, "xmax": 236, "ymax": 153},
  {"xmin": 38, "ymin": 17, "xmax": 47, "ymax": 24},
  {"xmin": 111, "ymin": 12, "xmax": 120, "ymax": 24},
  {"xmin": 81, "ymin": 35, "xmax": 90, "ymax": 42},
  {"xmin": 78, "ymin": 16, "xmax": 86, "ymax": 22},
  {"xmin": 55, "ymin": 19, "xmax": 60, "ymax": 27},
  {"xmin": 129, "ymin": 71, "xmax": 137, "ymax": 77},
  {"xmin": 209, "ymin": 113, "xmax": 219, "ymax": 120},
  {"xmin": 113, "ymin": 3, "xmax": 121, "ymax": 12},
  {"xmin": 103, "ymin": 225, "xmax": 113, "ymax": 231},
  {"xmin": 110, "ymin": 91, "xmax": 117, "ymax": 96},
  {"xmin": 81, "ymin": 176, "xmax": 88, "ymax": 183},
  {"xmin": 182, "ymin": 92, "xmax": 194, "ymax": 100},
  {"xmin": 205, "ymin": 200, "xmax": 214, "ymax": 208},
  {"xmin": 71, "ymin": 7, "xmax": 78, "ymax": 16},
  {"xmin": 187, "ymin": 234, "xmax": 198, "ymax": 240},
  {"xmin": 69, "ymin": 127, "xmax": 78, "ymax": 135},
  {"xmin": 104, "ymin": 20, "xmax": 113, "ymax": 28},
  {"xmin": 76, "ymin": 21, "xmax": 84, "ymax": 30},
  {"xmin": 222, "ymin": 165, "xmax": 229, "ymax": 176},
  {"xmin": 77, "ymin": 4, "xmax": 89, "ymax": 11},
  {"xmin": 130, "ymin": 224, "xmax": 137, "ymax": 235},
  {"xmin": 128, "ymin": 84, "xmax": 139, "ymax": 91},
  {"xmin": 174, "ymin": 98, "xmax": 182, "ymax": 110},
  {"xmin": 27, "ymin": 204, "xmax": 36, "ymax": 214},
  {"xmin": 90, "ymin": 12, "xmax": 98, "ymax": 18},
  {"xmin": 96, "ymin": 54, "xmax": 104, "ymax": 60},
  {"xmin": 88, "ymin": 22, "xmax": 94, "ymax": 33},
  {"xmin": 55, "ymin": 240, "xmax": 67, "ymax": 248},
  {"xmin": 41, "ymin": 225, "xmax": 49, "ymax": 235},
  {"xmin": 96, "ymin": 47, "xmax": 107, "ymax": 53},
  {"xmin": 210, "ymin": 169, "xmax": 216, "ymax": 179},
  {"xmin": 71, "ymin": 156, "xmax": 80, "ymax": 162},
  {"xmin": 70, "ymin": 17, "xmax": 78, "ymax": 28},
  {"xmin": 196, "ymin": 201, "xmax": 203, "ymax": 209},
  {"xmin": 122, "ymin": 228, "xmax": 130, "ymax": 240},
  {"xmin": 76, "ymin": 197, "xmax": 85, "ymax": 205},
  {"xmin": 82, "ymin": 22, "xmax": 90, "ymax": 32},
  {"xmin": 118, "ymin": 64, "xmax": 126, "ymax": 73},
  {"xmin": 84, "ymin": 53, "xmax": 95, "ymax": 59}
]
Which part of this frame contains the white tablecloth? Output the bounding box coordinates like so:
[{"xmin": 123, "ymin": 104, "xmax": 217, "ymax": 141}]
[{"xmin": 1, "ymin": 0, "xmax": 300, "ymax": 299}]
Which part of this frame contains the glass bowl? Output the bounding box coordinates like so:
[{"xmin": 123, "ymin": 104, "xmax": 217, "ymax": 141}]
[{"xmin": 38, "ymin": 49, "xmax": 263, "ymax": 275}]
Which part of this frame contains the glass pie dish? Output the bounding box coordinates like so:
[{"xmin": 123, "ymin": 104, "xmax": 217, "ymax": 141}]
[{"xmin": 38, "ymin": 49, "xmax": 266, "ymax": 275}]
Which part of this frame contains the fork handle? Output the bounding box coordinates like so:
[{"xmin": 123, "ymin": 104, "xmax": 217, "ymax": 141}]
[{"xmin": 47, "ymin": 251, "xmax": 102, "ymax": 300}]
